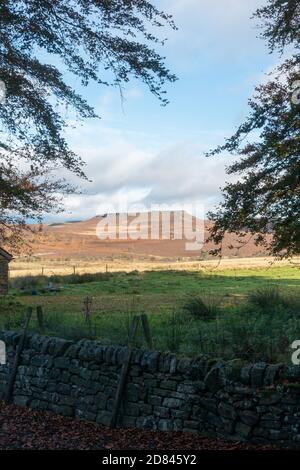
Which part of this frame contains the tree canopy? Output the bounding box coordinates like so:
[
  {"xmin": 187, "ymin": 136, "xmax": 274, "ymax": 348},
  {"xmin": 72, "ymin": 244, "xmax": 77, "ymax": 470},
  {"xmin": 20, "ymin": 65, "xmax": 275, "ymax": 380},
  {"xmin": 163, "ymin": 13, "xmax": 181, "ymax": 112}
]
[
  {"xmin": 208, "ymin": 0, "xmax": 300, "ymax": 258},
  {"xmin": 0, "ymin": 0, "xmax": 176, "ymax": 248}
]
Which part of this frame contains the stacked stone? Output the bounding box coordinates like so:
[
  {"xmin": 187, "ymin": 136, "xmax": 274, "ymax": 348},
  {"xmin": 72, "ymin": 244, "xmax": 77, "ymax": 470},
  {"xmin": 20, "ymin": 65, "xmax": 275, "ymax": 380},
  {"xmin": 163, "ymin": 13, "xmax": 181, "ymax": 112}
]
[{"xmin": 0, "ymin": 330, "xmax": 300, "ymax": 448}]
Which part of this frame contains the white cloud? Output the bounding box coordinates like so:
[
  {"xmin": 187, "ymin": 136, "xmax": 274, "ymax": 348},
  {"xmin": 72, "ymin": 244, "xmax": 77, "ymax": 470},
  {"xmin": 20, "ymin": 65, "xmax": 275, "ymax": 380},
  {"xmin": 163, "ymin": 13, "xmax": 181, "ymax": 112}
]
[
  {"xmin": 157, "ymin": 0, "xmax": 267, "ymax": 68},
  {"xmin": 45, "ymin": 1, "xmax": 265, "ymax": 222},
  {"xmin": 54, "ymin": 128, "xmax": 235, "ymax": 221}
]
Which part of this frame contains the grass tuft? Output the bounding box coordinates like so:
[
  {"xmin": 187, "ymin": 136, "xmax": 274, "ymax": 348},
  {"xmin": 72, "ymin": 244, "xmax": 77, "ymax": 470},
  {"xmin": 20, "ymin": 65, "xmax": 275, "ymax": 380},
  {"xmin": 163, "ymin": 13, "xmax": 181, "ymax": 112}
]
[{"xmin": 183, "ymin": 296, "xmax": 220, "ymax": 320}]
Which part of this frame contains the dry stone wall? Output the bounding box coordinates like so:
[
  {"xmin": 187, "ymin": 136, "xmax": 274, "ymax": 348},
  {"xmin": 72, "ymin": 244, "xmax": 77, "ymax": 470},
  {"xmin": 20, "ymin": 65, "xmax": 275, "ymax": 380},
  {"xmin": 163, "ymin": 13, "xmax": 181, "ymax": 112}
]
[{"xmin": 0, "ymin": 331, "xmax": 300, "ymax": 448}]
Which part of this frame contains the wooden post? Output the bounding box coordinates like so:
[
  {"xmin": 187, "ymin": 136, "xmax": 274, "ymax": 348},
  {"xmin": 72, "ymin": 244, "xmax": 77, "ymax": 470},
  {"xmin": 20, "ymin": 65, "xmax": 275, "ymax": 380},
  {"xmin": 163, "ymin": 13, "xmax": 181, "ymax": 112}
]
[
  {"xmin": 42, "ymin": 267, "xmax": 44, "ymax": 276},
  {"xmin": 110, "ymin": 315, "xmax": 140, "ymax": 428},
  {"xmin": 83, "ymin": 296, "xmax": 93, "ymax": 334},
  {"xmin": 36, "ymin": 305, "xmax": 45, "ymax": 334},
  {"xmin": 141, "ymin": 314, "xmax": 153, "ymax": 349},
  {"xmin": 5, "ymin": 307, "xmax": 33, "ymax": 402},
  {"xmin": 73, "ymin": 266, "xmax": 76, "ymax": 275}
]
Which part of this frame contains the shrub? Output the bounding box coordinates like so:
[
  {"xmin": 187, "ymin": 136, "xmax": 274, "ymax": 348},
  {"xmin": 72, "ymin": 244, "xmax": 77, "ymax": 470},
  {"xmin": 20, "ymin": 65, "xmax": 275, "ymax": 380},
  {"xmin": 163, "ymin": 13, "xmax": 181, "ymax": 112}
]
[
  {"xmin": 62, "ymin": 272, "xmax": 112, "ymax": 284},
  {"xmin": 190, "ymin": 304, "xmax": 300, "ymax": 362},
  {"xmin": 10, "ymin": 275, "xmax": 44, "ymax": 291},
  {"xmin": 183, "ymin": 296, "xmax": 219, "ymax": 320},
  {"xmin": 249, "ymin": 286, "xmax": 285, "ymax": 311},
  {"xmin": 248, "ymin": 286, "xmax": 300, "ymax": 316},
  {"xmin": 10, "ymin": 271, "xmax": 112, "ymax": 291}
]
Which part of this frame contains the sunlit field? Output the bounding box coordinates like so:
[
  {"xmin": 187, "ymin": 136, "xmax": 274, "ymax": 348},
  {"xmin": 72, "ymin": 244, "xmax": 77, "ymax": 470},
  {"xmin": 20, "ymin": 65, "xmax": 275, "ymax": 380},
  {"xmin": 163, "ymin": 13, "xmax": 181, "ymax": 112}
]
[
  {"xmin": 1, "ymin": 260, "xmax": 300, "ymax": 364},
  {"xmin": 8, "ymin": 255, "xmax": 300, "ymax": 277}
]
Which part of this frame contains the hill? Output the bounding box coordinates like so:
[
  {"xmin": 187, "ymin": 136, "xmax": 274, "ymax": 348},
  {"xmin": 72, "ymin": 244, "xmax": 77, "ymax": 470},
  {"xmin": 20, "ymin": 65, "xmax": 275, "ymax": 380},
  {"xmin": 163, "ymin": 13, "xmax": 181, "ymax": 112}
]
[{"xmin": 24, "ymin": 211, "xmax": 270, "ymax": 260}]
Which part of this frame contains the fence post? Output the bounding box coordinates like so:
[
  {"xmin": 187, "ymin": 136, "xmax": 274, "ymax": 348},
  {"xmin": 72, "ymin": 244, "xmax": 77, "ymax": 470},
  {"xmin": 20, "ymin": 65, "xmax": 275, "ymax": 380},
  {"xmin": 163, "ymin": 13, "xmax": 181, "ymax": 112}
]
[
  {"xmin": 141, "ymin": 314, "xmax": 153, "ymax": 349},
  {"xmin": 36, "ymin": 305, "xmax": 45, "ymax": 334},
  {"xmin": 83, "ymin": 297, "xmax": 93, "ymax": 334},
  {"xmin": 110, "ymin": 315, "xmax": 140, "ymax": 428},
  {"xmin": 5, "ymin": 307, "xmax": 32, "ymax": 402}
]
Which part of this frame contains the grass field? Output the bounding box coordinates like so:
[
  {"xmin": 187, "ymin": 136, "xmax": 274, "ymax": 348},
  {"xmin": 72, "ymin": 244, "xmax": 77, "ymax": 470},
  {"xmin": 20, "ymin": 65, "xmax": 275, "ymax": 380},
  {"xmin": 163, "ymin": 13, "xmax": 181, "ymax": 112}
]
[
  {"xmin": 1, "ymin": 263, "xmax": 300, "ymax": 364},
  {"xmin": 8, "ymin": 255, "xmax": 300, "ymax": 277}
]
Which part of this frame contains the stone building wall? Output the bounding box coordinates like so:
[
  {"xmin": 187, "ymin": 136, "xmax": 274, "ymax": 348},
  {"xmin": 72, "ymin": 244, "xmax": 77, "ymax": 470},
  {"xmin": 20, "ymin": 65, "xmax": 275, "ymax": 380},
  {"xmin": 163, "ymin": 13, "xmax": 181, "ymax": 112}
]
[
  {"xmin": 0, "ymin": 331, "xmax": 300, "ymax": 448},
  {"xmin": 0, "ymin": 259, "xmax": 9, "ymax": 295}
]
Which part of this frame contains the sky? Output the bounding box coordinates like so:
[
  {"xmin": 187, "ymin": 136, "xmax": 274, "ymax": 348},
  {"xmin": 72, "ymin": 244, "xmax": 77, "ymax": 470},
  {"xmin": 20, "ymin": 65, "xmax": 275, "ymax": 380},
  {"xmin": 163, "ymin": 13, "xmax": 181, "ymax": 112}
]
[{"xmin": 51, "ymin": 0, "xmax": 281, "ymax": 222}]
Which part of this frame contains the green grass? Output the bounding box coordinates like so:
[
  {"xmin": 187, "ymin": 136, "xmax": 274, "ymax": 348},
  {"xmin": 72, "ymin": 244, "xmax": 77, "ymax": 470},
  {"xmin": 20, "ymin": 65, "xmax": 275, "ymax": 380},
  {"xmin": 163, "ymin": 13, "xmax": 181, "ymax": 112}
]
[{"xmin": 2, "ymin": 266, "xmax": 300, "ymax": 363}]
